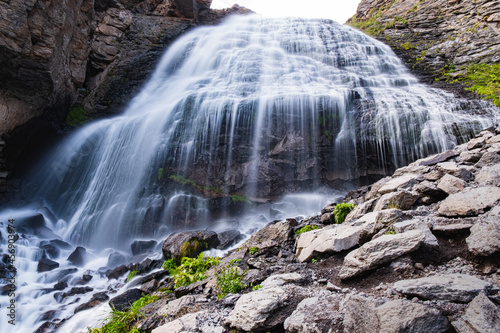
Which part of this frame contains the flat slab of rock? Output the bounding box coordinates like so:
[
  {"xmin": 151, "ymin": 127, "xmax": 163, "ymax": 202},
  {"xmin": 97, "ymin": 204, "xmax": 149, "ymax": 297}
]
[
  {"xmin": 377, "ymin": 174, "xmax": 419, "ymax": 194},
  {"xmin": 451, "ymin": 293, "xmax": 500, "ymax": 333},
  {"xmin": 284, "ymin": 292, "xmax": 343, "ymax": 333},
  {"xmin": 295, "ymin": 224, "xmax": 365, "ymax": 262},
  {"xmin": 343, "ymin": 295, "xmax": 449, "ymax": 333},
  {"xmin": 416, "ymin": 150, "xmax": 458, "ymax": 166},
  {"xmin": 466, "ymin": 218, "xmax": 500, "ymax": 256},
  {"xmin": 438, "ymin": 186, "xmax": 500, "ymax": 217},
  {"xmin": 393, "ymin": 274, "xmax": 493, "ymax": 303},
  {"xmin": 475, "ymin": 164, "xmax": 500, "ymax": 186},
  {"xmin": 152, "ymin": 311, "xmax": 201, "ymax": 333},
  {"xmin": 437, "ymin": 174, "xmax": 466, "ymax": 194},
  {"xmin": 338, "ymin": 230, "xmax": 425, "ymax": 279}
]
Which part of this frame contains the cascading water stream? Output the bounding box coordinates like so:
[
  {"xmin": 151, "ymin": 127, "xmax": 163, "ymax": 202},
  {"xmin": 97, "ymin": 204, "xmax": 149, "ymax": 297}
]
[{"xmin": 0, "ymin": 15, "xmax": 499, "ymax": 333}]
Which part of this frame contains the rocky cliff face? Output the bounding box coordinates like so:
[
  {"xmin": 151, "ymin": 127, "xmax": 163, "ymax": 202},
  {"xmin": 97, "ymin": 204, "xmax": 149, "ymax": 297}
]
[
  {"xmin": 0, "ymin": 0, "xmax": 250, "ymax": 197},
  {"xmin": 348, "ymin": 0, "xmax": 500, "ymax": 90}
]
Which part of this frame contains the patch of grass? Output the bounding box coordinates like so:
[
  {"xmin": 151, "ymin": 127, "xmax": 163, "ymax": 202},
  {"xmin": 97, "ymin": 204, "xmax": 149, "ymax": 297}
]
[
  {"xmin": 168, "ymin": 253, "xmax": 219, "ymax": 288},
  {"xmin": 66, "ymin": 104, "xmax": 89, "ymax": 127},
  {"xmin": 126, "ymin": 270, "xmax": 139, "ymax": 283},
  {"xmin": 87, "ymin": 294, "xmax": 158, "ymax": 333},
  {"xmin": 215, "ymin": 259, "xmax": 247, "ymax": 299},
  {"xmin": 295, "ymin": 225, "xmax": 319, "ymax": 235},
  {"xmin": 349, "ymin": 13, "xmax": 386, "ymax": 36},
  {"xmin": 458, "ymin": 63, "xmax": 500, "ymax": 107},
  {"xmin": 333, "ymin": 202, "xmax": 356, "ymax": 224},
  {"xmin": 248, "ymin": 247, "xmax": 259, "ymax": 255},
  {"xmin": 231, "ymin": 194, "xmax": 251, "ymax": 204},
  {"xmin": 251, "ymin": 283, "xmax": 262, "ymax": 291},
  {"xmin": 169, "ymin": 175, "xmax": 197, "ymax": 187}
]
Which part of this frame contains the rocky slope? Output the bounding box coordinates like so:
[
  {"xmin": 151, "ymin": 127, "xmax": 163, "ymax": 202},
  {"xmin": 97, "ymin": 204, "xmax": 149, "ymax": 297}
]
[
  {"xmin": 34, "ymin": 127, "xmax": 500, "ymax": 332},
  {"xmin": 348, "ymin": 0, "xmax": 500, "ymax": 94},
  {"xmin": 0, "ymin": 0, "xmax": 250, "ymax": 199}
]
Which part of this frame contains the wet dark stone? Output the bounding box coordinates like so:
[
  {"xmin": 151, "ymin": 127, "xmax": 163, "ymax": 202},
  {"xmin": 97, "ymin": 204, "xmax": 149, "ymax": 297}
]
[
  {"xmin": 67, "ymin": 246, "xmax": 92, "ymax": 267},
  {"xmin": 53, "ymin": 281, "xmax": 68, "ymax": 290},
  {"xmin": 17, "ymin": 213, "xmax": 45, "ymax": 229},
  {"xmin": 82, "ymin": 274, "xmax": 93, "ymax": 281},
  {"xmin": 107, "ymin": 264, "xmax": 129, "ymax": 280},
  {"xmin": 107, "ymin": 252, "xmax": 127, "ymax": 268},
  {"xmin": 40, "ymin": 242, "xmax": 59, "ymax": 259},
  {"xmin": 109, "ymin": 288, "xmax": 143, "ymax": 311},
  {"xmin": 38, "ymin": 257, "xmax": 59, "ymax": 272},
  {"xmin": 40, "ymin": 310, "xmax": 58, "ymax": 321},
  {"xmin": 131, "ymin": 240, "xmax": 158, "ymax": 255},
  {"xmin": 217, "ymin": 229, "xmax": 245, "ymax": 249},
  {"xmin": 74, "ymin": 292, "xmax": 110, "ymax": 314},
  {"xmin": 34, "ymin": 321, "xmax": 57, "ymax": 333}
]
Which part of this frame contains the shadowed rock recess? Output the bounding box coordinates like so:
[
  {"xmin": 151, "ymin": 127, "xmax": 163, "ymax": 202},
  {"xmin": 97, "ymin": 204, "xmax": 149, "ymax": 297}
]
[{"xmin": 59, "ymin": 128, "xmax": 499, "ymax": 333}]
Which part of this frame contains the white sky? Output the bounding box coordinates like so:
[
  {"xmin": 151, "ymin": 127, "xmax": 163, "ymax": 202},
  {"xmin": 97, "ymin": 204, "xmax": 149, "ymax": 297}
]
[{"xmin": 211, "ymin": 0, "xmax": 362, "ymax": 24}]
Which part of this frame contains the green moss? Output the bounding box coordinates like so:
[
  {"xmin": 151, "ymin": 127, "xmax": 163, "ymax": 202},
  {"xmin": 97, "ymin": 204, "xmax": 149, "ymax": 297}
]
[
  {"xmin": 66, "ymin": 104, "xmax": 89, "ymax": 126},
  {"xmin": 126, "ymin": 270, "xmax": 139, "ymax": 283},
  {"xmin": 248, "ymin": 247, "xmax": 259, "ymax": 255},
  {"xmin": 460, "ymin": 63, "xmax": 500, "ymax": 107},
  {"xmin": 348, "ymin": 12, "xmax": 386, "ymax": 36},
  {"xmin": 295, "ymin": 225, "xmax": 319, "ymax": 235},
  {"xmin": 158, "ymin": 168, "xmax": 164, "ymax": 181},
  {"xmin": 169, "ymin": 175, "xmax": 197, "ymax": 187},
  {"xmin": 333, "ymin": 202, "xmax": 356, "ymax": 224},
  {"xmin": 179, "ymin": 239, "xmax": 206, "ymax": 259},
  {"xmin": 231, "ymin": 194, "xmax": 251, "ymax": 203}
]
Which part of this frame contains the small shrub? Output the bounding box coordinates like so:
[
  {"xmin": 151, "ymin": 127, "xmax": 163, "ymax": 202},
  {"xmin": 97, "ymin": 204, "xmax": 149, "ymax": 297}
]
[
  {"xmin": 66, "ymin": 104, "xmax": 89, "ymax": 126},
  {"xmin": 295, "ymin": 225, "xmax": 319, "ymax": 235},
  {"xmin": 216, "ymin": 259, "xmax": 247, "ymax": 299},
  {"xmin": 385, "ymin": 227, "xmax": 396, "ymax": 235},
  {"xmin": 251, "ymin": 283, "xmax": 263, "ymax": 291},
  {"xmin": 170, "ymin": 253, "xmax": 219, "ymax": 288},
  {"xmin": 126, "ymin": 270, "xmax": 139, "ymax": 283},
  {"xmin": 248, "ymin": 247, "xmax": 259, "ymax": 255},
  {"xmin": 162, "ymin": 259, "xmax": 177, "ymax": 272},
  {"xmin": 311, "ymin": 258, "xmax": 318, "ymax": 264},
  {"xmin": 333, "ymin": 202, "xmax": 356, "ymax": 224}
]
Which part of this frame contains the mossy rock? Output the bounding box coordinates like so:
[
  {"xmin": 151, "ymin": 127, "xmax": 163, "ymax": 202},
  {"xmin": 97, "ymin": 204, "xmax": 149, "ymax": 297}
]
[{"xmin": 162, "ymin": 230, "xmax": 220, "ymax": 263}]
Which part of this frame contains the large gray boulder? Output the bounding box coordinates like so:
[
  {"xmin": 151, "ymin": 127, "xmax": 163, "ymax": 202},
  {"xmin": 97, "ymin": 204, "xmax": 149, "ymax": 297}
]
[
  {"xmin": 284, "ymin": 292, "xmax": 343, "ymax": 333},
  {"xmin": 338, "ymin": 230, "xmax": 425, "ymax": 279},
  {"xmin": 466, "ymin": 218, "xmax": 500, "ymax": 256},
  {"xmin": 438, "ymin": 186, "xmax": 500, "ymax": 217},
  {"xmin": 451, "ymin": 293, "xmax": 500, "ymax": 333},
  {"xmin": 343, "ymin": 294, "xmax": 450, "ymax": 333},
  {"xmin": 152, "ymin": 311, "xmax": 201, "ymax": 333},
  {"xmin": 393, "ymin": 274, "xmax": 494, "ymax": 303},
  {"xmin": 475, "ymin": 164, "xmax": 500, "ymax": 186},
  {"xmin": 162, "ymin": 230, "xmax": 219, "ymax": 262}
]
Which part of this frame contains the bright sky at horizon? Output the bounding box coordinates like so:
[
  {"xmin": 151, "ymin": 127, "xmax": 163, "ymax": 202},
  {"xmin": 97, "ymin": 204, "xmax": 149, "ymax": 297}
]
[{"xmin": 211, "ymin": 0, "xmax": 362, "ymax": 24}]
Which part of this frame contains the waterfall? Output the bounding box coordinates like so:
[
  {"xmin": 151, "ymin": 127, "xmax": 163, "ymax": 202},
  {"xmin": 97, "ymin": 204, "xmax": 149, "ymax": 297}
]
[{"xmin": 1, "ymin": 15, "xmax": 499, "ymax": 332}]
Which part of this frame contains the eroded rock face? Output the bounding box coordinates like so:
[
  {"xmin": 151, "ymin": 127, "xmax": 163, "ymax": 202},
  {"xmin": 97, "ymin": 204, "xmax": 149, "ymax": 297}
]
[{"xmin": 349, "ymin": 0, "xmax": 500, "ymax": 87}]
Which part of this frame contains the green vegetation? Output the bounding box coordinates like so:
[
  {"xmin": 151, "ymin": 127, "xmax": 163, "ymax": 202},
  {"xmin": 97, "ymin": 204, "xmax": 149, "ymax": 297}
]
[
  {"xmin": 215, "ymin": 259, "xmax": 248, "ymax": 299},
  {"xmin": 169, "ymin": 174, "xmax": 197, "ymax": 187},
  {"xmin": 385, "ymin": 227, "xmax": 396, "ymax": 235},
  {"xmin": 295, "ymin": 225, "xmax": 319, "ymax": 235},
  {"xmin": 399, "ymin": 42, "xmax": 415, "ymax": 50},
  {"xmin": 333, "ymin": 202, "xmax": 356, "ymax": 224},
  {"xmin": 348, "ymin": 11, "xmax": 386, "ymax": 36},
  {"xmin": 459, "ymin": 63, "xmax": 500, "ymax": 107},
  {"xmin": 311, "ymin": 258, "xmax": 318, "ymax": 264},
  {"xmin": 251, "ymin": 283, "xmax": 263, "ymax": 291},
  {"xmin": 231, "ymin": 194, "xmax": 251, "ymax": 204},
  {"xmin": 248, "ymin": 247, "xmax": 259, "ymax": 255},
  {"xmin": 162, "ymin": 258, "xmax": 177, "ymax": 271},
  {"xmin": 66, "ymin": 104, "xmax": 89, "ymax": 127},
  {"xmin": 87, "ymin": 294, "xmax": 158, "ymax": 333},
  {"xmin": 126, "ymin": 270, "xmax": 139, "ymax": 283},
  {"xmin": 164, "ymin": 253, "xmax": 219, "ymax": 288},
  {"xmin": 158, "ymin": 168, "xmax": 164, "ymax": 181}
]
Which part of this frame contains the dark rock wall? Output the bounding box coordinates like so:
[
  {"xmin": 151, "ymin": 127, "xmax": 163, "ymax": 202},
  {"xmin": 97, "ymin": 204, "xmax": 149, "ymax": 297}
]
[
  {"xmin": 0, "ymin": 0, "xmax": 250, "ymax": 197},
  {"xmin": 348, "ymin": 0, "xmax": 500, "ymax": 84}
]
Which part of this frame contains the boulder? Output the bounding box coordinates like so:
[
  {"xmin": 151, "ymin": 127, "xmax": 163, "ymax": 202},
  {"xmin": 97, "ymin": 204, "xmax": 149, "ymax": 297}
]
[
  {"xmin": 393, "ymin": 274, "xmax": 494, "ymax": 303},
  {"xmin": 109, "ymin": 288, "xmax": 143, "ymax": 312},
  {"xmin": 438, "ymin": 186, "xmax": 500, "ymax": 217},
  {"xmin": 451, "ymin": 293, "xmax": 500, "ymax": 333},
  {"xmin": 106, "ymin": 252, "xmax": 127, "ymax": 268},
  {"xmin": 392, "ymin": 219, "xmax": 438, "ymax": 247},
  {"xmin": 414, "ymin": 180, "xmax": 447, "ymax": 204},
  {"xmin": 475, "ymin": 164, "xmax": 500, "ymax": 186},
  {"xmin": 458, "ymin": 149, "xmax": 483, "ymax": 164},
  {"xmin": 284, "ymin": 292, "xmax": 343, "ymax": 333},
  {"xmin": 466, "ymin": 218, "xmax": 500, "ymax": 256},
  {"xmin": 437, "ymin": 174, "xmax": 466, "ymax": 195},
  {"xmin": 152, "ymin": 311, "xmax": 201, "ymax": 333},
  {"xmin": 475, "ymin": 151, "xmax": 500, "ymax": 168},
  {"xmin": 162, "ymin": 230, "xmax": 219, "ymax": 261},
  {"xmin": 37, "ymin": 257, "xmax": 59, "ymax": 272},
  {"xmin": 216, "ymin": 229, "xmax": 245, "ymax": 249},
  {"xmin": 295, "ymin": 224, "xmax": 365, "ymax": 262},
  {"xmin": 240, "ymin": 220, "xmax": 295, "ymax": 252},
  {"xmin": 131, "ymin": 240, "xmax": 157, "ymax": 255},
  {"xmin": 338, "ymin": 230, "xmax": 425, "ymax": 279},
  {"xmin": 436, "ymin": 162, "xmax": 473, "ymax": 181},
  {"xmin": 156, "ymin": 294, "xmax": 208, "ymax": 317},
  {"xmin": 416, "ymin": 150, "xmax": 458, "ymax": 166},
  {"xmin": 67, "ymin": 246, "xmax": 93, "ymax": 267},
  {"xmin": 377, "ymin": 174, "xmax": 419, "ymax": 194},
  {"xmin": 373, "ymin": 190, "xmax": 419, "ymax": 211},
  {"xmin": 343, "ymin": 295, "xmax": 449, "ymax": 333}
]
